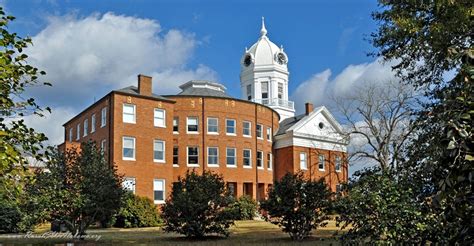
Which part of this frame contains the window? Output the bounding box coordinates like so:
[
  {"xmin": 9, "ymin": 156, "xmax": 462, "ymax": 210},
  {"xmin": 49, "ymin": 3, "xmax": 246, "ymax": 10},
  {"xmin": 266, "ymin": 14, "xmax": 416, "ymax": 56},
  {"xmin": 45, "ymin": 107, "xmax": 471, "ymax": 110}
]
[
  {"xmin": 101, "ymin": 107, "xmax": 107, "ymax": 127},
  {"xmin": 336, "ymin": 184, "xmax": 343, "ymax": 193},
  {"xmin": 69, "ymin": 128, "xmax": 73, "ymax": 142},
  {"xmin": 207, "ymin": 147, "xmax": 219, "ymax": 167},
  {"xmin": 173, "ymin": 117, "xmax": 179, "ymax": 133},
  {"xmin": 261, "ymin": 81, "xmax": 268, "ymax": 99},
  {"xmin": 153, "ymin": 140, "xmax": 165, "ymax": 163},
  {"xmin": 319, "ymin": 155, "xmax": 325, "ymax": 171},
  {"xmin": 226, "ymin": 148, "xmax": 236, "ymax": 167},
  {"xmin": 153, "ymin": 179, "xmax": 165, "ymax": 204},
  {"xmin": 83, "ymin": 119, "xmax": 88, "ymax": 137},
  {"xmin": 267, "ymin": 153, "xmax": 272, "ymax": 170},
  {"xmin": 246, "ymin": 84, "xmax": 252, "ymax": 100},
  {"xmin": 257, "ymin": 151, "xmax": 263, "ymax": 169},
  {"xmin": 278, "ymin": 83, "xmax": 283, "ymax": 99},
  {"xmin": 187, "ymin": 117, "xmax": 198, "ymax": 133},
  {"xmin": 122, "ymin": 137, "xmax": 135, "ymax": 160},
  {"xmin": 91, "ymin": 114, "xmax": 96, "ymax": 133},
  {"xmin": 122, "ymin": 177, "xmax": 136, "ymax": 193},
  {"xmin": 335, "ymin": 156, "xmax": 342, "ymax": 172},
  {"xmin": 227, "ymin": 183, "xmax": 236, "ymax": 197},
  {"xmin": 243, "ymin": 121, "xmax": 251, "ymax": 137},
  {"xmin": 173, "ymin": 146, "xmax": 179, "ymax": 166},
  {"xmin": 100, "ymin": 139, "xmax": 106, "ymax": 153},
  {"xmin": 187, "ymin": 146, "xmax": 199, "ymax": 166},
  {"xmin": 76, "ymin": 124, "xmax": 80, "ymax": 140},
  {"xmin": 267, "ymin": 127, "xmax": 272, "ymax": 141},
  {"xmin": 243, "ymin": 149, "xmax": 251, "ymax": 168},
  {"xmin": 226, "ymin": 119, "xmax": 236, "ymax": 135},
  {"xmin": 300, "ymin": 152, "xmax": 307, "ymax": 170},
  {"xmin": 154, "ymin": 108, "xmax": 166, "ymax": 127},
  {"xmin": 207, "ymin": 117, "xmax": 218, "ymax": 134},
  {"xmin": 256, "ymin": 124, "xmax": 263, "ymax": 139},
  {"xmin": 123, "ymin": 104, "xmax": 136, "ymax": 124}
]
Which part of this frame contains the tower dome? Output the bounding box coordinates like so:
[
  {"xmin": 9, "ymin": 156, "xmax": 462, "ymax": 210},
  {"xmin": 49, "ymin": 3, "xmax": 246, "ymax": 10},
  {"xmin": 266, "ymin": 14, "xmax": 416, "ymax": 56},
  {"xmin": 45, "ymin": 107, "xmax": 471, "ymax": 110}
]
[{"xmin": 241, "ymin": 17, "xmax": 288, "ymax": 69}]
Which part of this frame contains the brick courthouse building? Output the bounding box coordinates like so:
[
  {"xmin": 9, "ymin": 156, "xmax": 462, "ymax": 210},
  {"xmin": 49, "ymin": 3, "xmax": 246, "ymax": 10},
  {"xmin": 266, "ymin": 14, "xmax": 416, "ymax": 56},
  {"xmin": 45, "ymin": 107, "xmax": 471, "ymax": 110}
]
[{"xmin": 60, "ymin": 20, "xmax": 348, "ymax": 204}]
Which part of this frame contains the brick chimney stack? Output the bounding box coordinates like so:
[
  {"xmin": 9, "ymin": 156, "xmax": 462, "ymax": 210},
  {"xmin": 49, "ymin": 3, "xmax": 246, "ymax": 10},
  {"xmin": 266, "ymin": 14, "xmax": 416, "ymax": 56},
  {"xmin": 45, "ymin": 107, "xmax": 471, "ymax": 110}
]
[
  {"xmin": 138, "ymin": 74, "xmax": 152, "ymax": 96},
  {"xmin": 305, "ymin": 102, "xmax": 314, "ymax": 115}
]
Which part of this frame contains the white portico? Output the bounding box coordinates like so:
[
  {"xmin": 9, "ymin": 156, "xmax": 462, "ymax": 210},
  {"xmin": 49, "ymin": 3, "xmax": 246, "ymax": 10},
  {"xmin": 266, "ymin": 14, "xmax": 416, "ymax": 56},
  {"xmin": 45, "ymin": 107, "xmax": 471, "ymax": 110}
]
[{"xmin": 240, "ymin": 17, "xmax": 295, "ymax": 121}]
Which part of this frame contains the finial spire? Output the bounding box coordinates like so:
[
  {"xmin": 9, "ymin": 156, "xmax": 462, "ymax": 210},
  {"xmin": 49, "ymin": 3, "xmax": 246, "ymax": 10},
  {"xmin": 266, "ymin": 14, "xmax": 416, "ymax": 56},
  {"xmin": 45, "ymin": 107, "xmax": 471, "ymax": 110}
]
[{"xmin": 260, "ymin": 16, "xmax": 267, "ymax": 37}]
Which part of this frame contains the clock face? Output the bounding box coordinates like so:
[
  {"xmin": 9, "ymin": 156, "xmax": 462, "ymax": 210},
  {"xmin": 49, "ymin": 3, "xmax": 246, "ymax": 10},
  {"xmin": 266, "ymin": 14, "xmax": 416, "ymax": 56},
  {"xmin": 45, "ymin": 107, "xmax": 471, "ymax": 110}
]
[
  {"xmin": 276, "ymin": 52, "xmax": 287, "ymax": 65},
  {"xmin": 244, "ymin": 54, "xmax": 252, "ymax": 67}
]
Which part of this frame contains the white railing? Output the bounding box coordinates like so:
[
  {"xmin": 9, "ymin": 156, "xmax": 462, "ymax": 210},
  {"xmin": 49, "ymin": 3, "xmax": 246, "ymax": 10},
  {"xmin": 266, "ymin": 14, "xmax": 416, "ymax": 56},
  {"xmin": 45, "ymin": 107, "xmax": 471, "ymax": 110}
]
[{"xmin": 252, "ymin": 98, "xmax": 294, "ymax": 110}]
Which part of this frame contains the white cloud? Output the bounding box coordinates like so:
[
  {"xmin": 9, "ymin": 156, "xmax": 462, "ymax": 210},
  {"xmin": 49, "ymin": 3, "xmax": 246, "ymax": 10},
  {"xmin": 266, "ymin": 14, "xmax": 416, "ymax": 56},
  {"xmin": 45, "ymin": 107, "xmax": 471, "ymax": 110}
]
[
  {"xmin": 23, "ymin": 107, "xmax": 76, "ymax": 146},
  {"xmin": 27, "ymin": 12, "xmax": 217, "ymax": 106},
  {"xmin": 291, "ymin": 58, "xmax": 398, "ymax": 113}
]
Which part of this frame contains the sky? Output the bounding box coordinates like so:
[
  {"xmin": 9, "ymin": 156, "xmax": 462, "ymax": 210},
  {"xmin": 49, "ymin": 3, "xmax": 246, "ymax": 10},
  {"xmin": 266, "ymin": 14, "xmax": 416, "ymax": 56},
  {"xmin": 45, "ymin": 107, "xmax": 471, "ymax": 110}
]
[{"xmin": 2, "ymin": 0, "xmax": 398, "ymax": 173}]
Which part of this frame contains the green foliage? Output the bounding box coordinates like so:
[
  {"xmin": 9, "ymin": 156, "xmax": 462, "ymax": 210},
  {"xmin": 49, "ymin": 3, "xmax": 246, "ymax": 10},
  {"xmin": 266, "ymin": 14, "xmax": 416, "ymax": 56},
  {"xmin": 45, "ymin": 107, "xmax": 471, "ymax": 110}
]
[
  {"xmin": 230, "ymin": 195, "xmax": 258, "ymax": 220},
  {"xmin": 27, "ymin": 141, "xmax": 125, "ymax": 238},
  {"xmin": 334, "ymin": 168, "xmax": 432, "ymax": 243},
  {"xmin": 260, "ymin": 173, "xmax": 331, "ymax": 241},
  {"xmin": 161, "ymin": 170, "xmax": 236, "ymax": 238},
  {"xmin": 0, "ymin": 198, "xmax": 22, "ymax": 233},
  {"xmin": 0, "ymin": 6, "xmax": 50, "ymax": 203},
  {"xmin": 114, "ymin": 192, "xmax": 162, "ymax": 228}
]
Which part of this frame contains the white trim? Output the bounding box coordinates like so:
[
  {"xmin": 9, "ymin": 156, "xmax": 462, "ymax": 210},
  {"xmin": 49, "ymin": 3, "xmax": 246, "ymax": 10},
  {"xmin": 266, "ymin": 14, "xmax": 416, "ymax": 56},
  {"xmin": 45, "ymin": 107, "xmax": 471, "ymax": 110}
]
[
  {"xmin": 187, "ymin": 146, "xmax": 199, "ymax": 167},
  {"xmin": 100, "ymin": 107, "xmax": 107, "ymax": 128},
  {"xmin": 288, "ymin": 106, "xmax": 344, "ymax": 135},
  {"xmin": 153, "ymin": 139, "xmax": 166, "ymax": 163},
  {"xmin": 186, "ymin": 116, "xmax": 199, "ymax": 134},
  {"xmin": 91, "ymin": 114, "xmax": 96, "ymax": 133},
  {"xmin": 257, "ymin": 151, "xmax": 264, "ymax": 169},
  {"xmin": 243, "ymin": 121, "xmax": 252, "ymax": 137},
  {"xmin": 318, "ymin": 154, "xmax": 325, "ymax": 171},
  {"xmin": 266, "ymin": 127, "xmax": 272, "ymax": 142},
  {"xmin": 207, "ymin": 117, "xmax": 219, "ymax": 135},
  {"xmin": 243, "ymin": 149, "xmax": 252, "ymax": 168},
  {"xmin": 207, "ymin": 146, "xmax": 219, "ymax": 167},
  {"xmin": 226, "ymin": 147, "xmax": 237, "ymax": 168},
  {"xmin": 256, "ymin": 124, "xmax": 263, "ymax": 139},
  {"xmin": 122, "ymin": 177, "xmax": 136, "ymax": 194},
  {"xmin": 154, "ymin": 108, "xmax": 166, "ymax": 128},
  {"xmin": 122, "ymin": 136, "xmax": 136, "ymax": 161},
  {"xmin": 300, "ymin": 152, "xmax": 307, "ymax": 170},
  {"xmin": 273, "ymin": 132, "xmax": 348, "ymax": 152},
  {"xmin": 153, "ymin": 179, "xmax": 165, "ymax": 204},
  {"xmin": 267, "ymin": 152, "xmax": 273, "ymax": 170},
  {"xmin": 226, "ymin": 119, "xmax": 236, "ymax": 136},
  {"xmin": 83, "ymin": 119, "xmax": 88, "ymax": 137},
  {"xmin": 335, "ymin": 155, "xmax": 342, "ymax": 173},
  {"xmin": 173, "ymin": 117, "xmax": 179, "ymax": 134},
  {"xmin": 123, "ymin": 103, "xmax": 136, "ymax": 124}
]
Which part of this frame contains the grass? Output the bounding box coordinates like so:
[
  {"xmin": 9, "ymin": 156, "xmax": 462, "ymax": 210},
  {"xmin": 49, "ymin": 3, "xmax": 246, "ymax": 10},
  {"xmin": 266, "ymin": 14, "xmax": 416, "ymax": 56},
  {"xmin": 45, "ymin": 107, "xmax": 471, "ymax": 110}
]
[{"xmin": 0, "ymin": 220, "xmax": 346, "ymax": 245}]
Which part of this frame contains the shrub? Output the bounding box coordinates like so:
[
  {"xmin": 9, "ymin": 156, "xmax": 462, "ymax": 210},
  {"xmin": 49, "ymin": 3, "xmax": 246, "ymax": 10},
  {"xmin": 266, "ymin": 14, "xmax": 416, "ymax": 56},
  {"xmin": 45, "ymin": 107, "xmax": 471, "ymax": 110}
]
[
  {"xmin": 0, "ymin": 199, "xmax": 22, "ymax": 233},
  {"xmin": 260, "ymin": 172, "xmax": 331, "ymax": 241},
  {"xmin": 161, "ymin": 170, "xmax": 235, "ymax": 238},
  {"xmin": 114, "ymin": 192, "xmax": 162, "ymax": 228},
  {"xmin": 231, "ymin": 195, "xmax": 258, "ymax": 220}
]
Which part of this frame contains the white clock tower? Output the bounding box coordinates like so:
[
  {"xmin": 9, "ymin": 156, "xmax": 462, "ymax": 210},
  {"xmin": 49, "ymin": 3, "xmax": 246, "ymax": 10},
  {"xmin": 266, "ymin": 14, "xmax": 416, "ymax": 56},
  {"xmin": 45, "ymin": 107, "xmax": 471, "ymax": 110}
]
[{"xmin": 240, "ymin": 17, "xmax": 295, "ymax": 121}]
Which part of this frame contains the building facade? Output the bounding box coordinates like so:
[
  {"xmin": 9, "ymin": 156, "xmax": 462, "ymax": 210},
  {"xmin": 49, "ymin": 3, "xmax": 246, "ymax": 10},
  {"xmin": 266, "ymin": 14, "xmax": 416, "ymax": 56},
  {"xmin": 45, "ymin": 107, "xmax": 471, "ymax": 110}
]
[{"xmin": 60, "ymin": 20, "xmax": 348, "ymax": 204}]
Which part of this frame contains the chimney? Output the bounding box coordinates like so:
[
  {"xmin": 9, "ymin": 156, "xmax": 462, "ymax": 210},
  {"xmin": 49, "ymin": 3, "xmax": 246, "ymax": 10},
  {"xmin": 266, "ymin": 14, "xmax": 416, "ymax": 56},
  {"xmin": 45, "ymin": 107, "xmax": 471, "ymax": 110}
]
[
  {"xmin": 305, "ymin": 102, "xmax": 313, "ymax": 115},
  {"xmin": 138, "ymin": 74, "xmax": 152, "ymax": 96}
]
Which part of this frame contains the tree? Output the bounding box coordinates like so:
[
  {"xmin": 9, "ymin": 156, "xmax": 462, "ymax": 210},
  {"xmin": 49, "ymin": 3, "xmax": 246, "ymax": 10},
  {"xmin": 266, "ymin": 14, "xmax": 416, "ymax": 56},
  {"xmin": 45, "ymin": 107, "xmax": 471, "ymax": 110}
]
[
  {"xmin": 334, "ymin": 168, "xmax": 432, "ymax": 243},
  {"xmin": 333, "ymin": 80, "xmax": 417, "ymax": 172},
  {"xmin": 114, "ymin": 192, "xmax": 162, "ymax": 228},
  {"xmin": 28, "ymin": 141, "xmax": 124, "ymax": 238},
  {"xmin": 161, "ymin": 170, "xmax": 235, "ymax": 238},
  {"xmin": 260, "ymin": 173, "xmax": 331, "ymax": 241},
  {"xmin": 371, "ymin": 0, "xmax": 473, "ymax": 242},
  {"xmin": 0, "ymin": 6, "xmax": 51, "ymax": 202}
]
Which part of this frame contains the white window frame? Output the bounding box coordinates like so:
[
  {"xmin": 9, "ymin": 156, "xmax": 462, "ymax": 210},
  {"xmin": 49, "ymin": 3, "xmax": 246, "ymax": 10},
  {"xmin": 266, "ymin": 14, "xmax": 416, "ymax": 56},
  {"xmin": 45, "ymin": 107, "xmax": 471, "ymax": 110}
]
[
  {"xmin": 256, "ymin": 124, "xmax": 263, "ymax": 139},
  {"xmin": 122, "ymin": 136, "xmax": 136, "ymax": 161},
  {"xmin": 261, "ymin": 81, "xmax": 269, "ymax": 99},
  {"xmin": 267, "ymin": 153, "xmax": 273, "ymax": 170},
  {"xmin": 173, "ymin": 117, "xmax": 179, "ymax": 134},
  {"xmin": 243, "ymin": 121, "xmax": 251, "ymax": 137},
  {"xmin": 91, "ymin": 114, "xmax": 96, "ymax": 133},
  {"xmin": 123, "ymin": 104, "xmax": 136, "ymax": 124},
  {"xmin": 153, "ymin": 140, "xmax": 165, "ymax": 163},
  {"xmin": 257, "ymin": 151, "xmax": 264, "ymax": 169},
  {"xmin": 243, "ymin": 149, "xmax": 252, "ymax": 168},
  {"xmin": 122, "ymin": 177, "xmax": 136, "ymax": 194},
  {"xmin": 186, "ymin": 117, "xmax": 199, "ymax": 134},
  {"xmin": 300, "ymin": 152, "xmax": 307, "ymax": 170},
  {"xmin": 83, "ymin": 119, "xmax": 88, "ymax": 137},
  {"xmin": 207, "ymin": 117, "xmax": 219, "ymax": 135},
  {"xmin": 319, "ymin": 154, "xmax": 325, "ymax": 171},
  {"xmin": 173, "ymin": 146, "xmax": 179, "ymax": 167},
  {"xmin": 335, "ymin": 156, "xmax": 342, "ymax": 172},
  {"xmin": 154, "ymin": 108, "xmax": 166, "ymax": 128},
  {"xmin": 266, "ymin": 127, "xmax": 272, "ymax": 142},
  {"xmin": 69, "ymin": 128, "xmax": 73, "ymax": 142},
  {"xmin": 101, "ymin": 139, "xmax": 106, "ymax": 154},
  {"xmin": 207, "ymin": 147, "xmax": 219, "ymax": 167},
  {"xmin": 101, "ymin": 107, "xmax": 107, "ymax": 128},
  {"xmin": 246, "ymin": 84, "xmax": 252, "ymax": 100},
  {"xmin": 226, "ymin": 147, "xmax": 237, "ymax": 168},
  {"xmin": 226, "ymin": 119, "xmax": 236, "ymax": 136},
  {"xmin": 153, "ymin": 179, "xmax": 165, "ymax": 204},
  {"xmin": 187, "ymin": 146, "xmax": 199, "ymax": 167},
  {"xmin": 76, "ymin": 124, "xmax": 80, "ymax": 140}
]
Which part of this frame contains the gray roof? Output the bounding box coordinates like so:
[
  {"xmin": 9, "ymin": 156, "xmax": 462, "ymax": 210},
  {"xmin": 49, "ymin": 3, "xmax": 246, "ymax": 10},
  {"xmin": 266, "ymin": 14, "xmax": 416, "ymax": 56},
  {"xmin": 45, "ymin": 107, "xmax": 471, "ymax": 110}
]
[
  {"xmin": 115, "ymin": 86, "xmax": 172, "ymax": 101},
  {"xmin": 276, "ymin": 114, "xmax": 306, "ymax": 136},
  {"xmin": 177, "ymin": 80, "xmax": 231, "ymax": 98}
]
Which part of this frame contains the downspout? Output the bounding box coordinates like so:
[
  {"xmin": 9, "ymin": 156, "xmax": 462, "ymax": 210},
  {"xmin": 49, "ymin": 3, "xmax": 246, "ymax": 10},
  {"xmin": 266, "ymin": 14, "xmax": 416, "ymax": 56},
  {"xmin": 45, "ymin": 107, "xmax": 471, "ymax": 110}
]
[
  {"xmin": 202, "ymin": 97, "xmax": 205, "ymax": 175},
  {"xmin": 255, "ymin": 105, "xmax": 259, "ymax": 201}
]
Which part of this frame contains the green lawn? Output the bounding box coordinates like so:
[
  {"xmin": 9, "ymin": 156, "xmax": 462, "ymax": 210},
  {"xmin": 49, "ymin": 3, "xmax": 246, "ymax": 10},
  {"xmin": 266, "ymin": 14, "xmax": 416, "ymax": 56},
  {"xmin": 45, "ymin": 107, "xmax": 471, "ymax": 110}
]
[{"xmin": 0, "ymin": 220, "xmax": 346, "ymax": 245}]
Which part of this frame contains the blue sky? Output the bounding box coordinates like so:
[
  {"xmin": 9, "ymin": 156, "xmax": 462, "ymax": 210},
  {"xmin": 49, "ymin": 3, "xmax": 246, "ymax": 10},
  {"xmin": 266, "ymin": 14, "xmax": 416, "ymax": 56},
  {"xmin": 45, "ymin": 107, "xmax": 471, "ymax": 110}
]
[{"xmin": 2, "ymin": 0, "xmax": 395, "ymax": 170}]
